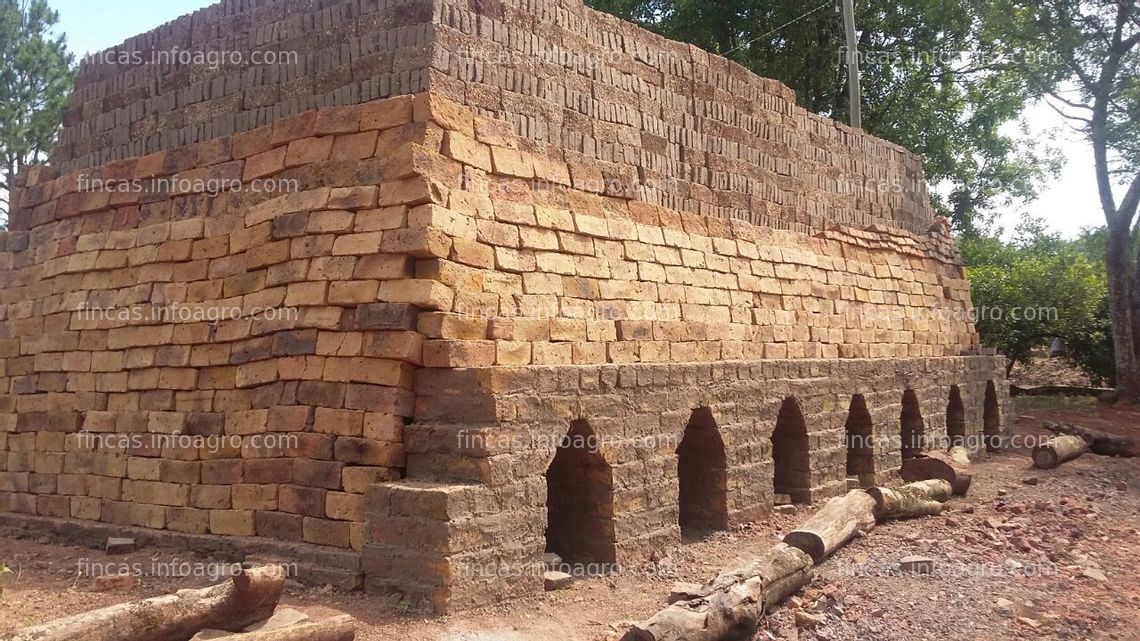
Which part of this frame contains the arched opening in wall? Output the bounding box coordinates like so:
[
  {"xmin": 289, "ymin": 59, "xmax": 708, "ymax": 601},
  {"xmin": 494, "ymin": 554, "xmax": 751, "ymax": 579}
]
[
  {"xmin": 984, "ymin": 380, "xmax": 1001, "ymax": 451},
  {"xmin": 844, "ymin": 394, "xmax": 874, "ymax": 487},
  {"xmin": 676, "ymin": 407, "xmax": 729, "ymax": 538},
  {"xmin": 946, "ymin": 386, "xmax": 966, "ymax": 448},
  {"xmin": 545, "ymin": 419, "xmax": 616, "ymax": 566},
  {"xmin": 900, "ymin": 390, "xmax": 925, "ymax": 461},
  {"xmin": 771, "ymin": 398, "xmax": 811, "ymax": 505}
]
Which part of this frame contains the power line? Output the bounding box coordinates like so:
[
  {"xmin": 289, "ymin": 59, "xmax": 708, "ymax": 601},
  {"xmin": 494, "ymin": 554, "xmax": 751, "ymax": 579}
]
[{"xmin": 723, "ymin": 1, "xmax": 833, "ymax": 56}]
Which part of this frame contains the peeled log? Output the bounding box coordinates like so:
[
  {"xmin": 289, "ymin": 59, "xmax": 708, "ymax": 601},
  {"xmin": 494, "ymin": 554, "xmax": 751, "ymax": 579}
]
[
  {"xmin": 1032, "ymin": 435, "xmax": 1087, "ymax": 469},
  {"xmin": 901, "ymin": 451, "xmax": 972, "ymax": 495},
  {"xmin": 1045, "ymin": 421, "xmax": 1140, "ymax": 458},
  {"xmin": 621, "ymin": 543, "xmax": 813, "ymax": 641},
  {"xmin": 782, "ymin": 489, "xmax": 876, "ymax": 564},
  {"xmin": 947, "ymin": 446, "xmax": 971, "ymax": 465},
  {"xmin": 3, "ymin": 566, "xmax": 285, "ymax": 641},
  {"xmin": 866, "ymin": 479, "xmax": 953, "ymax": 520},
  {"xmin": 221, "ymin": 615, "xmax": 355, "ymax": 641}
]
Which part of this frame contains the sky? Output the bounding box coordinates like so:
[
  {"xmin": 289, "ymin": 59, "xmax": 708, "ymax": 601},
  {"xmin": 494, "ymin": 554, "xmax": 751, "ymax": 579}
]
[{"xmin": 46, "ymin": 0, "xmax": 1116, "ymax": 240}]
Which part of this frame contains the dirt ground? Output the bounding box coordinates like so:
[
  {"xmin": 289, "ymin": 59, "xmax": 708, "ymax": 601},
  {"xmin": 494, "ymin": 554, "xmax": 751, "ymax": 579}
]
[{"xmin": 2, "ymin": 403, "xmax": 1138, "ymax": 641}]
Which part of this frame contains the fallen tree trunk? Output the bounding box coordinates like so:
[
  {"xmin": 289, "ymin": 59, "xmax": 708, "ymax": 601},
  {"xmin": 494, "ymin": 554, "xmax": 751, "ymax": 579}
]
[
  {"xmin": 1032, "ymin": 435, "xmax": 1087, "ymax": 469},
  {"xmin": 621, "ymin": 543, "xmax": 813, "ymax": 641},
  {"xmin": 782, "ymin": 490, "xmax": 876, "ymax": 563},
  {"xmin": 866, "ymin": 479, "xmax": 953, "ymax": 520},
  {"xmin": 211, "ymin": 615, "xmax": 356, "ymax": 641},
  {"xmin": 1045, "ymin": 421, "xmax": 1140, "ymax": 458},
  {"xmin": 2, "ymin": 566, "xmax": 285, "ymax": 641},
  {"xmin": 901, "ymin": 451, "xmax": 972, "ymax": 495},
  {"xmin": 1011, "ymin": 384, "xmax": 1113, "ymax": 397},
  {"xmin": 947, "ymin": 446, "xmax": 971, "ymax": 465}
]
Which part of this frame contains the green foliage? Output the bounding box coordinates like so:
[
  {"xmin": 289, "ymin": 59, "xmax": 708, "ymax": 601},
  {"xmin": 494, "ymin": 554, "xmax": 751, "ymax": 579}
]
[
  {"xmin": 585, "ymin": 0, "xmax": 1060, "ymax": 232},
  {"xmin": 961, "ymin": 216, "xmax": 1113, "ymax": 383},
  {"xmin": 0, "ymin": 0, "xmax": 75, "ymax": 227}
]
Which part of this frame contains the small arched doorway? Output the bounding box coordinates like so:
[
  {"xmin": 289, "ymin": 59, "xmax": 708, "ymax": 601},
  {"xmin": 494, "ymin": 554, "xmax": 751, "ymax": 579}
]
[
  {"xmin": 946, "ymin": 385, "xmax": 966, "ymax": 448},
  {"xmin": 844, "ymin": 394, "xmax": 874, "ymax": 486},
  {"xmin": 771, "ymin": 398, "xmax": 811, "ymax": 504},
  {"xmin": 545, "ymin": 419, "xmax": 616, "ymax": 565},
  {"xmin": 983, "ymin": 380, "xmax": 1001, "ymax": 451},
  {"xmin": 676, "ymin": 407, "xmax": 729, "ymax": 537},
  {"xmin": 900, "ymin": 389, "xmax": 924, "ymax": 461}
]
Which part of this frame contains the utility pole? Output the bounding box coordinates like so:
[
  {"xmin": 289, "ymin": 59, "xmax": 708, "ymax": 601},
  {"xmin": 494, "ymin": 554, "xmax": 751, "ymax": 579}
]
[{"xmin": 841, "ymin": 0, "xmax": 862, "ymax": 129}]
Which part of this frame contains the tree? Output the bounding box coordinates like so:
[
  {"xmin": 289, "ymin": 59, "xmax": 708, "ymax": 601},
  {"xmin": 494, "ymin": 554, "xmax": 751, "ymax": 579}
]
[
  {"xmin": 961, "ymin": 216, "xmax": 1110, "ymax": 382},
  {"xmin": 1011, "ymin": 0, "xmax": 1140, "ymax": 401},
  {"xmin": 0, "ymin": 0, "xmax": 74, "ymax": 228},
  {"xmin": 586, "ymin": 0, "xmax": 1059, "ymax": 233}
]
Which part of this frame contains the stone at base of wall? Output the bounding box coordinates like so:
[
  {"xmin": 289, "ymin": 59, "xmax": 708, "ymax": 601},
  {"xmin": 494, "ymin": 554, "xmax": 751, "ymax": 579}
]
[{"xmin": 0, "ymin": 512, "xmax": 363, "ymax": 590}]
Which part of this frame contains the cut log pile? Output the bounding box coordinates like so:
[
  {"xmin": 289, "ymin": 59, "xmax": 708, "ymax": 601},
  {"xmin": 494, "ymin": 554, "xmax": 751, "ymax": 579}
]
[
  {"xmin": 0, "ymin": 566, "xmax": 355, "ymax": 641},
  {"xmin": 621, "ymin": 449, "xmax": 972, "ymax": 641}
]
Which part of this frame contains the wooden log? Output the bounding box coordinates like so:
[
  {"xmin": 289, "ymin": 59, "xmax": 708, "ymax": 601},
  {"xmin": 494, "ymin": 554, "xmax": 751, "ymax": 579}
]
[
  {"xmin": 866, "ymin": 480, "xmax": 953, "ymax": 520},
  {"xmin": 782, "ymin": 489, "xmax": 876, "ymax": 564},
  {"xmin": 1045, "ymin": 421, "xmax": 1140, "ymax": 458},
  {"xmin": 947, "ymin": 446, "xmax": 971, "ymax": 465},
  {"xmin": 901, "ymin": 451, "xmax": 972, "ymax": 495},
  {"xmin": 3, "ymin": 566, "xmax": 285, "ymax": 641},
  {"xmin": 1032, "ymin": 434, "xmax": 1088, "ymax": 469},
  {"xmin": 621, "ymin": 544, "xmax": 813, "ymax": 641},
  {"xmin": 209, "ymin": 615, "xmax": 356, "ymax": 641}
]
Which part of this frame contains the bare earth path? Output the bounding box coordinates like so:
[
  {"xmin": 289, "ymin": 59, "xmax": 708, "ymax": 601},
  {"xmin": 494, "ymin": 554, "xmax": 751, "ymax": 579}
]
[{"xmin": 2, "ymin": 407, "xmax": 1138, "ymax": 641}]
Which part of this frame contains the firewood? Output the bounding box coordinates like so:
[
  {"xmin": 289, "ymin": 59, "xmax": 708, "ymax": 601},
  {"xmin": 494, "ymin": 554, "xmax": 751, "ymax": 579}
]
[
  {"xmin": 620, "ymin": 543, "xmax": 813, "ymax": 641},
  {"xmin": 901, "ymin": 450, "xmax": 972, "ymax": 495},
  {"xmin": 782, "ymin": 489, "xmax": 877, "ymax": 563},
  {"xmin": 2, "ymin": 566, "xmax": 285, "ymax": 641},
  {"xmin": 1032, "ymin": 434, "xmax": 1088, "ymax": 469},
  {"xmin": 866, "ymin": 479, "xmax": 953, "ymax": 520},
  {"xmin": 210, "ymin": 615, "xmax": 356, "ymax": 641},
  {"xmin": 1044, "ymin": 421, "xmax": 1139, "ymax": 458}
]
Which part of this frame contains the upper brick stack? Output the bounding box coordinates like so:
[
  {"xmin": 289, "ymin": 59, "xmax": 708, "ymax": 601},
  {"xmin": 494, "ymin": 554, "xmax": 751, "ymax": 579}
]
[{"xmin": 49, "ymin": 0, "xmax": 932, "ymax": 235}]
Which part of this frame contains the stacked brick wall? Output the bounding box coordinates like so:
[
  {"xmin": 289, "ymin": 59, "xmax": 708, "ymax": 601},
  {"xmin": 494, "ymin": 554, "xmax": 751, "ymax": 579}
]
[
  {"xmin": 0, "ymin": 95, "xmax": 449, "ymax": 556},
  {"xmin": 48, "ymin": 0, "xmax": 931, "ymax": 235},
  {"xmin": 3, "ymin": 89, "xmax": 1008, "ymax": 609}
]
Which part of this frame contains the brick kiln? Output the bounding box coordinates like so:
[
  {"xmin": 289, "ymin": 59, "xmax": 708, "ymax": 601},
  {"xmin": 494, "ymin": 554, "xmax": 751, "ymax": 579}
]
[{"xmin": 0, "ymin": 0, "xmax": 1009, "ymax": 612}]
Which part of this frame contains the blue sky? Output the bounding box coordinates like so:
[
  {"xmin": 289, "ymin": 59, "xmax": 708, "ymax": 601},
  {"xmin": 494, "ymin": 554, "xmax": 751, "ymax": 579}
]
[{"xmin": 47, "ymin": 0, "xmax": 1110, "ymax": 239}]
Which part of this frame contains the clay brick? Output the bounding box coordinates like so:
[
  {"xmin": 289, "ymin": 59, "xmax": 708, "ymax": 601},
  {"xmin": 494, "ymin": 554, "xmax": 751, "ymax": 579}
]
[
  {"xmin": 442, "ymin": 131, "xmax": 492, "ymax": 171},
  {"xmin": 210, "ymin": 509, "xmax": 257, "ymax": 536},
  {"xmin": 314, "ymin": 104, "xmax": 362, "ymax": 135},
  {"xmin": 303, "ymin": 517, "xmax": 352, "ymax": 547},
  {"xmin": 334, "ymin": 437, "xmax": 404, "ymax": 466},
  {"xmin": 490, "ymin": 147, "xmax": 534, "ymax": 178},
  {"xmin": 354, "ymin": 303, "xmax": 418, "ymax": 330},
  {"xmin": 285, "ymin": 136, "xmax": 334, "ymax": 166},
  {"xmin": 326, "ymin": 492, "xmax": 364, "ymax": 521},
  {"xmin": 413, "ymin": 93, "xmax": 474, "ymax": 137},
  {"xmin": 243, "ymin": 146, "xmax": 287, "ymax": 181},
  {"xmin": 295, "ymin": 458, "xmax": 344, "ymax": 489},
  {"xmin": 360, "ymin": 95, "xmax": 414, "ymax": 131},
  {"xmin": 376, "ymin": 279, "xmax": 453, "ymax": 310},
  {"xmin": 256, "ymin": 510, "xmax": 304, "ymax": 541},
  {"xmin": 331, "ymin": 130, "xmax": 379, "ymax": 161},
  {"xmin": 232, "ymin": 484, "xmax": 277, "ymax": 510},
  {"xmin": 422, "ymin": 340, "xmax": 495, "ymax": 367}
]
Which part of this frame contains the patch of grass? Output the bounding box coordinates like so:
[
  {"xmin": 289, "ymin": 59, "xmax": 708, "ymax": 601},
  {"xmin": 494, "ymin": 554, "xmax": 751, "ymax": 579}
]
[{"xmin": 1015, "ymin": 395, "xmax": 1099, "ymax": 412}]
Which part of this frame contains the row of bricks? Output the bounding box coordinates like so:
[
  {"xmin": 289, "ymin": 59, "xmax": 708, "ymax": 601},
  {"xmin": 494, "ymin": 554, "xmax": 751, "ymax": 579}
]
[
  {"xmin": 0, "ymin": 379, "xmax": 412, "ymax": 414},
  {"xmin": 1, "ymin": 493, "xmax": 365, "ymax": 548},
  {"xmin": 2, "ymin": 306, "xmax": 974, "ymax": 363},
  {"xmin": 0, "ymin": 453, "xmax": 396, "ymax": 491},
  {"xmin": 2, "ymin": 434, "xmax": 403, "ymax": 467}
]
